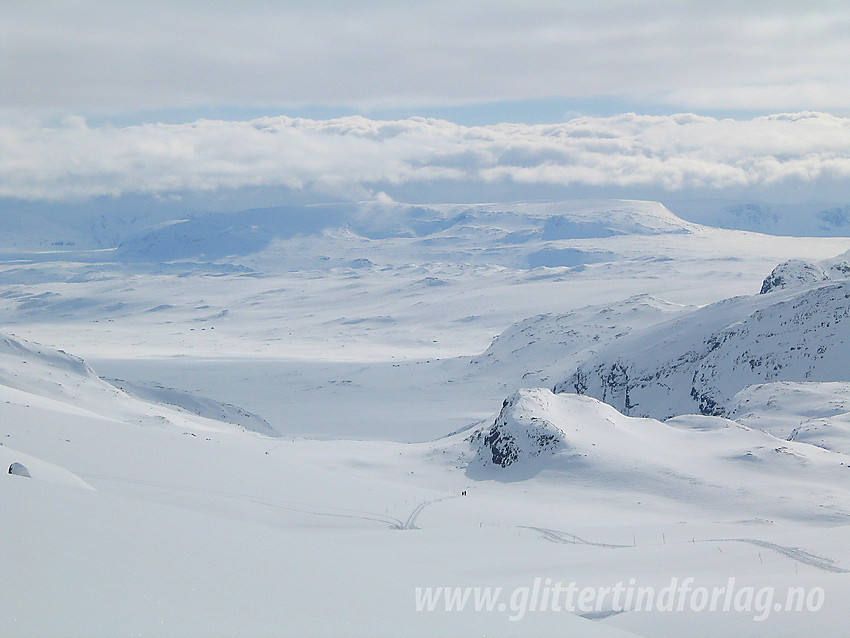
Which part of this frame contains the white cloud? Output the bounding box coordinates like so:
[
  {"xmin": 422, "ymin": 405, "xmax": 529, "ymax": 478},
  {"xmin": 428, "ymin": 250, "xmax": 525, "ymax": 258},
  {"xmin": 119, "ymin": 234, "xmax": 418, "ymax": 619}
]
[
  {"xmin": 3, "ymin": 112, "xmax": 850, "ymax": 202},
  {"xmin": 1, "ymin": 1, "xmax": 849, "ymax": 114}
]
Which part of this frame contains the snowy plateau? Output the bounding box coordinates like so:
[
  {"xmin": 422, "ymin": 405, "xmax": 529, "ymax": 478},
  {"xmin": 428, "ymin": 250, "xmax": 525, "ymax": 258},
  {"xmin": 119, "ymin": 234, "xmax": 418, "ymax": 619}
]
[{"xmin": 4, "ymin": 198, "xmax": 850, "ymax": 637}]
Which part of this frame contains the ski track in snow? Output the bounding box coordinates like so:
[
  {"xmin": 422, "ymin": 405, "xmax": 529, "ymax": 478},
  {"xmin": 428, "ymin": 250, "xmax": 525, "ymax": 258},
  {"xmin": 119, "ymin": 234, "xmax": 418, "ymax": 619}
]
[
  {"xmin": 79, "ymin": 472, "xmax": 460, "ymax": 531},
  {"xmin": 394, "ymin": 495, "xmax": 460, "ymax": 530},
  {"xmin": 78, "ymin": 472, "xmax": 405, "ymax": 528},
  {"xmin": 523, "ymin": 526, "xmax": 850, "ymax": 574},
  {"xmin": 520, "ymin": 526, "xmax": 633, "ymax": 548},
  {"xmin": 706, "ymin": 538, "xmax": 850, "ymax": 574}
]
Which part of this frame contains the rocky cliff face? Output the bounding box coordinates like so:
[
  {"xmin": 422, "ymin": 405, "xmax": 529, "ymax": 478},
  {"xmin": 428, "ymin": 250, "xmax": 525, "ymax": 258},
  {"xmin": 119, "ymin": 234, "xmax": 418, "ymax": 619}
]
[
  {"xmin": 759, "ymin": 259, "xmax": 830, "ymax": 293},
  {"xmin": 468, "ymin": 390, "xmax": 569, "ymax": 468}
]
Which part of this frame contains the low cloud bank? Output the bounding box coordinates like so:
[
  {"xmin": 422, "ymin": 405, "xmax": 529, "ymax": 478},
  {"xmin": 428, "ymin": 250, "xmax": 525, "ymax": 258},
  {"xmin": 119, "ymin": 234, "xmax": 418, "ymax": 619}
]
[{"xmin": 3, "ymin": 112, "xmax": 850, "ymax": 202}]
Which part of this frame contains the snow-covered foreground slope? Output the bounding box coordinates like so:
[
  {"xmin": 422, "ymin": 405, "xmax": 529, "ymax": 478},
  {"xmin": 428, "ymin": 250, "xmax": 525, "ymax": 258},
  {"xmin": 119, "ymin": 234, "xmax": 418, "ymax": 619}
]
[{"xmin": 4, "ymin": 335, "xmax": 850, "ymax": 636}]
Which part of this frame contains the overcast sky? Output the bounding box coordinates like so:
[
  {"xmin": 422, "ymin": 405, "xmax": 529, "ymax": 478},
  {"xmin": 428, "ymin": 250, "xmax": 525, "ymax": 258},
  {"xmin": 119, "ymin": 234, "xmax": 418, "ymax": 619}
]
[
  {"xmin": 2, "ymin": 1, "xmax": 849, "ymax": 204},
  {"xmin": 3, "ymin": 1, "xmax": 849, "ymax": 120}
]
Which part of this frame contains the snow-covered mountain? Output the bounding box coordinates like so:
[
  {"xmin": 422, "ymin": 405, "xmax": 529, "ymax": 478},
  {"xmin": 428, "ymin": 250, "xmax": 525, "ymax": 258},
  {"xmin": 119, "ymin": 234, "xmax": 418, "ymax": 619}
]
[
  {"xmin": 556, "ymin": 264, "xmax": 850, "ymax": 420},
  {"xmin": 5, "ymin": 196, "xmax": 849, "ymax": 256},
  {"xmin": 103, "ymin": 199, "xmax": 693, "ymax": 267},
  {"xmin": 0, "ymin": 199, "xmax": 183, "ymax": 251}
]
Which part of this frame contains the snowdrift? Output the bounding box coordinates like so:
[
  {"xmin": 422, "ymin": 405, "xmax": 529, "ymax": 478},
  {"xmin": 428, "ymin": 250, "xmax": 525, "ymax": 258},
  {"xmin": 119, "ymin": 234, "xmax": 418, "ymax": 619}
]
[{"xmin": 1, "ymin": 445, "xmax": 94, "ymax": 490}]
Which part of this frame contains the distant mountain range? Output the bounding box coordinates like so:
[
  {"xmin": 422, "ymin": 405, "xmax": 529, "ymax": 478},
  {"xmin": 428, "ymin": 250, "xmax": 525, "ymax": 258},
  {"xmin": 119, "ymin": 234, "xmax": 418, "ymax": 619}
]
[
  {"xmin": 666, "ymin": 199, "xmax": 850, "ymax": 237},
  {"xmin": 4, "ymin": 197, "xmax": 850, "ymax": 258}
]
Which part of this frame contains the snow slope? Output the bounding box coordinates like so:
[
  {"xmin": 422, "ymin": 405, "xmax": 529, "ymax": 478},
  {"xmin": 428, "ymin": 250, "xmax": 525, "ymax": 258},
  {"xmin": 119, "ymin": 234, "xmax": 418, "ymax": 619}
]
[
  {"xmin": 0, "ymin": 332, "xmax": 276, "ymax": 438},
  {"xmin": 107, "ymin": 377, "xmax": 278, "ymax": 436},
  {"xmin": 730, "ymin": 381, "xmax": 850, "ymax": 454}
]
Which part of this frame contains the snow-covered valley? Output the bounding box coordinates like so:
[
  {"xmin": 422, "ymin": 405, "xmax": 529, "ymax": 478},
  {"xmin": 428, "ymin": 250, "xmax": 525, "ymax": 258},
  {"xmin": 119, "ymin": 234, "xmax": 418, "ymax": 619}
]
[{"xmin": 4, "ymin": 199, "xmax": 850, "ymax": 637}]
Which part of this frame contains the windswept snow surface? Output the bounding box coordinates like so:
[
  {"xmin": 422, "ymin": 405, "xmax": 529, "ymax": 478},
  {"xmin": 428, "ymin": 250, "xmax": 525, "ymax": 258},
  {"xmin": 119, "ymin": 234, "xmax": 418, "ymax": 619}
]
[{"xmin": 4, "ymin": 199, "xmax": 850, "ymax": 637}]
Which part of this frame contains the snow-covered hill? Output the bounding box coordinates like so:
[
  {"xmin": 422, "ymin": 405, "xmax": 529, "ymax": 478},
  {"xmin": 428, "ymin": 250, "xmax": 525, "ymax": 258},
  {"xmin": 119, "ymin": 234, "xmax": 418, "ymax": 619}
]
[
  {"xmin": 0, "ymin": 331, "xmax": 276, "ymax": 437},
  {"xmin": 468, "ymin": 295, "xmax": 689, "ymax": 387},
  {"xmin": 466, "ymin": 388, "xmax": 850, "ymax": 520},
  {"xmin": 730, "ymin": 381, "xmax": 850, "ymax": 454},
  {"xmin": 759, "ymin": 249, "xmax": 850, "ymax": 293}
]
